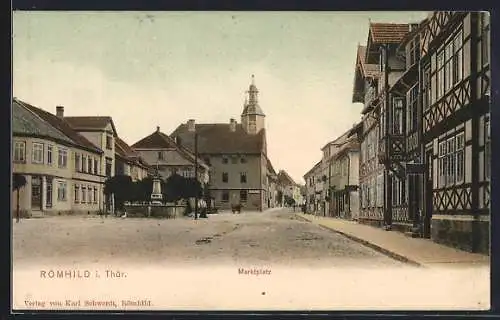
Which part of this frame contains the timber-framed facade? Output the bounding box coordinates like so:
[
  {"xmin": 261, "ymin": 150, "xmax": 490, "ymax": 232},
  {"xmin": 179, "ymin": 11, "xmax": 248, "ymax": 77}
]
[{"xmin": 351, "ymin": 12, "xmax": 490, "ymax": 254}]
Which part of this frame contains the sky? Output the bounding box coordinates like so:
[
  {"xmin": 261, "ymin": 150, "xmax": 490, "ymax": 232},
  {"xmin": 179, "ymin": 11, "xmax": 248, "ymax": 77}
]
[{"xmin": 13, "ymin": 11, "xmax": 429, "ymax": 184}]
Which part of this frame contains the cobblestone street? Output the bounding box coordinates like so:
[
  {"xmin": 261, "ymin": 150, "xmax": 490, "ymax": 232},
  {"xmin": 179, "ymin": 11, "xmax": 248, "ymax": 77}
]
[{"xmin": 13, "ymin": 208, "xmax": 405, "ymax": 268}]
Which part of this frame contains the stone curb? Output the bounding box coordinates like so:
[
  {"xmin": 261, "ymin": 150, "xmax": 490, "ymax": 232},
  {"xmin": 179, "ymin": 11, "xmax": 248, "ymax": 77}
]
[{"xmin": 295, "ymin": 214, "xmax": 423, "ymax": 268}]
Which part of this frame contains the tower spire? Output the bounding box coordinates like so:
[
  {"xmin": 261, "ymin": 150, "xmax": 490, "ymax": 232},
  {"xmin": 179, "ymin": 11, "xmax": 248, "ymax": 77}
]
[{"xmin": 251, "ymin": 74, "xmax": 255, "ymax": 86}]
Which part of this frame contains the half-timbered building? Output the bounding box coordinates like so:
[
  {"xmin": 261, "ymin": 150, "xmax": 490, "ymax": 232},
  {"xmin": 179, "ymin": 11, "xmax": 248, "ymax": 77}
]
[
  {"xmin": 418, "ymin": 12, "xmax": 490, "ymax": 253},
  {"xmin": 350, "ymin": 23, "xmax": 410, "ymax": 228}
]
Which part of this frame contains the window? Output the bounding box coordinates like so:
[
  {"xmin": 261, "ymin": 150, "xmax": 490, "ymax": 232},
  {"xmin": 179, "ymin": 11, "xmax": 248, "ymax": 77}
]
[
  {"xmin": 377, "ymin": 174, "xmax": 384, "ymax": 207},
  {"xmin": 94, "ymin": 158, "xmax": 99, "ymax": 175},
  {"xmin": 222, "ymin": 191, "xmax": 229, "ymax": 202},
  {"xmin": 13, "ymin": 141, "xmax": 26, "ymax": 162},
  {"xmin": 240, "ymin": 172, "xmax": 247, "ymax": 183},
  {"xmin": 93, "ymin": 187, "xmax": 98, "ymax": 204},
  {"xmin": 408, "ymin": 38, "xmax": 419, "ymax": 67},
  {"xmin": 485, "ymin": 116, "xmax": 490, "ymax": 180},
  {"xmin": 88, "ymin": 185, "xmax": 92, "ymax": 203},
  {"xmin": 392, "ymin": 176, "xmax": 406, "ymax": 206},
  {"xmin": 88, "ymin": 157, "xmax": 93, "ymax": 174},
  {"xmin": 58, "ymin": 148, "xmax": 68, "ymax": 168},
  {"xmin": 106, "ymin": 135, "xmax": 113, "ymax": 150},
  {"xmin": 222, "ymin": 157, "xmax": 228, "ymax": 164},
  {"xmin": 240, "ymin": 190, "xmax": 248, "ymax": 202},
  {"xmin": 434, "ymin": 29, "xmax": 464, "ymax": 103},
  {"xmin": 456, "ymin": 133, "xmax": 465, "ymax": 184},
  {"xmin": 75, "ymin": 153, "xmax": 81, "ymax": 172},
  {"xmin": 105, "ymin": 158, "xmax": 112, "ymax": 177},
  {"xmin": 81, "ymin": 186, "xmax": 87, "ymax": 203},
  {"xmin": 407, "ymin": 85, "xmax": 419, "ymax": 132},
  {"xmin": 47, "ymin": 145, "xmax": 53, "ymax": 165},
  {"xmin": 249, "ymin": 115, "xmax": 257, "ymax": 132},
  {"xmin": 158, "ymin": 152, "xmax": 164, "ymax": 160},
  {"xmin": 82, "ymin": 155, "xmax": 87, "ymax": 173},
  {"xmin": 222, "ymin": 172, "xmax": 228, "ymax": 183},
  {"xmin": 46, "ymin": 178, "xmax": 53, "ymax": 208},
  {"xmin": 74, "ymin": 185, "xmax": 80, "ymax": 203},
  {"xmin": 392, "ymin": 97, "xmax": 404, "ymax": 134},
  {"xmin": 32, "ymin": 142, "xmax": 44, "ymax": 164},
  {"xmin": 240, "ymin": 157, "xmax": 247, "ymax": 164},
  {"xmin": 444, "ymin": 41, "xmax": 453, "ymax": 92},
  {"xmin": 57, "ymin": 181, "xmax": 67, "ymax": 201},
  {"xmin": 452, "ymin": 30, "xmax": 463, "ymax": 85},
  {"xmin": 438, "ymin": 132, "xmax": 465, "ymax": 186},
  {"xmin": 423, "ymin": 65, "xmax": 431, "ymax": 110},
  {"xmin": 436, "ymin": 51, "xmax": 445, "ymax": 100},
  {"xmin": 371, "ymin": 177, "xmax": 376, "ymax": 207}
]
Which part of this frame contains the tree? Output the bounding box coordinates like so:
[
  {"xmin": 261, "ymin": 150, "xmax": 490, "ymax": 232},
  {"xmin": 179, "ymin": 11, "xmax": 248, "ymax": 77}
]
[
  {"xmin": 104, "ymin": 175, "xmax": 133, "ymax": 212},
  {"xmin": 164, "ymin": 174, "xmax": 185, "ymax": 203},
  {"xmin": 12, "ymin": 173, "xmax": 27, "ymax": 223},
  {"xmin": 284, "ymin": 195, "xmax": 296, "ymax": 207}
]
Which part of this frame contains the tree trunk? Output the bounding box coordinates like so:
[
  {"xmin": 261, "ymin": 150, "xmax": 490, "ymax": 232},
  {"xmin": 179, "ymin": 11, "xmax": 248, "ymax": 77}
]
[{"xmin": 16, "ymin": 189, "xmax": 20, "ymax": 223}]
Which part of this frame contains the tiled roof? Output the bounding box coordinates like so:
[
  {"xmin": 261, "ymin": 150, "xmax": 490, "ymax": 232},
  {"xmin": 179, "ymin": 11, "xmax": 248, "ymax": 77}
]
[
  {"xmin": 278, "ymin": 170, "xmax": 296, "ymax": 186},
  {"xmin": 170, "ymin": 123, "xmax": 266, "ymax": 155},
  {"xmin": 303, "ymin": 160, "xmax": 322, "ymax": 178},
  {"xmin": 115, "ymin": 136, "xmax": 150, "ymax": 168},
  {"xmin": 131, "ymin": 130, "xmax": 178, "ymax": 149},
  {"xmin": 267, "ymin": 157, "xmax": 277, "ymax": 175},
  {"xmin": 116, "ymin": 136, "xmax": 140, "ymax": 158},
  {"xmin": 132, "ymin": 129, "xmax": 207, "ymax": 168},
  {"xmin": 15, "ymin": 99, "xmax": 103, "ymax": 154},
  {"xmin": 13, "ymin": 99, "xmax": 73, "ymax": 144},
  {"xmin": 64, "ymin": 116, "xmax": 117, "ymax": 135},
  {"xmin": 369, "ymin": 23, "xmax": 409, "ymax": 44}
]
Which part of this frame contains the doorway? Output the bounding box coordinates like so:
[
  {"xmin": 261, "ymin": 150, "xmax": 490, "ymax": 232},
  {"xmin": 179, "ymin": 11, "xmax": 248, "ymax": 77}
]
[
  {"xmin": 31, "ymin": 176, "xmax": 42, "ymax": 210},
  {"xmin": 423, "ymin": 149, "xmax": 433, "ymax": 238}
]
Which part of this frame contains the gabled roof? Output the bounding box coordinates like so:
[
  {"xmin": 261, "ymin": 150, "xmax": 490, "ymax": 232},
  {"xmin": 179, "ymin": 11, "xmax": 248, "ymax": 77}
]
[
  {"xmin": 132, "ymin": 129, "xmax": 208, "ymax": 168},
  {"xmin": 303, "ymin": 160, "xmax": 322, "ymax": 179},
  {"xmin": 170, "ymin": 123, "xmax": 266, "ymax": 155},
  {"xmin": 13, "ymin": 99, "xmax": 73, "ymax": 144},
  {"xmin": 64, "ymin": 116, "xmax": 118, "ymax": 136},
  {"xmin": 356, "ymin": 45, "xmax": 380, "ymax": 79},
  {"xmin": 369, "ymin": 23, "xmax": 410, "ymax": 44},
  {"xmin": 15, "ymin": 99, "xmax": 103, "ymax": 154},
  {"xmin": 278, "ymin": 170, "xmax": 296, "ymax": 186},
  {"xmin": 115, "ymin": 136, "xmax": 150, "ymax": 169},
  {"xmin": 352, "ymin": 45, "xmax": 381, "ymax": 103},
  {"xmin": 131, "ymin": 129, "xmax": 178, "ymax": 149},
  {"xmin": 267, "ymin": 157, "xmax": 277, "ymax": 175}
]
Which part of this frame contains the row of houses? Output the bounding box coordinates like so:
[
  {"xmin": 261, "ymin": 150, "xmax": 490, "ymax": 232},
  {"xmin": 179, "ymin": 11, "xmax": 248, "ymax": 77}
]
[
  {"xmin": 304, "ymin": 12, "xmax": 490, "ymax": 254},
  {"xmin": 303, "ymin": 126, "xmax": 361, "ymax": 219},
  {"xmin": 12, "ymin": 76, "xmax": 299, "ymax": 216}
]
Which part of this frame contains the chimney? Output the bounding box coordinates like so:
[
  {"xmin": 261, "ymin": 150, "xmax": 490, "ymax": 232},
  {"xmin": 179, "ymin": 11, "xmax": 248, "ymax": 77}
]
[
  {"xmin": 187, "ymin": 119, "xmax": 195, "ymax": 132},
  {"xmin": 156, "ymin": 126, "xmax": 160, "ymax": 132},
  {"xmin": 56, "ymin": 106, "xmax": 64, "ymax": 118},
  {"xmin": 229, "ymin": 118, "xmax": 236, "ymax": 132}
]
